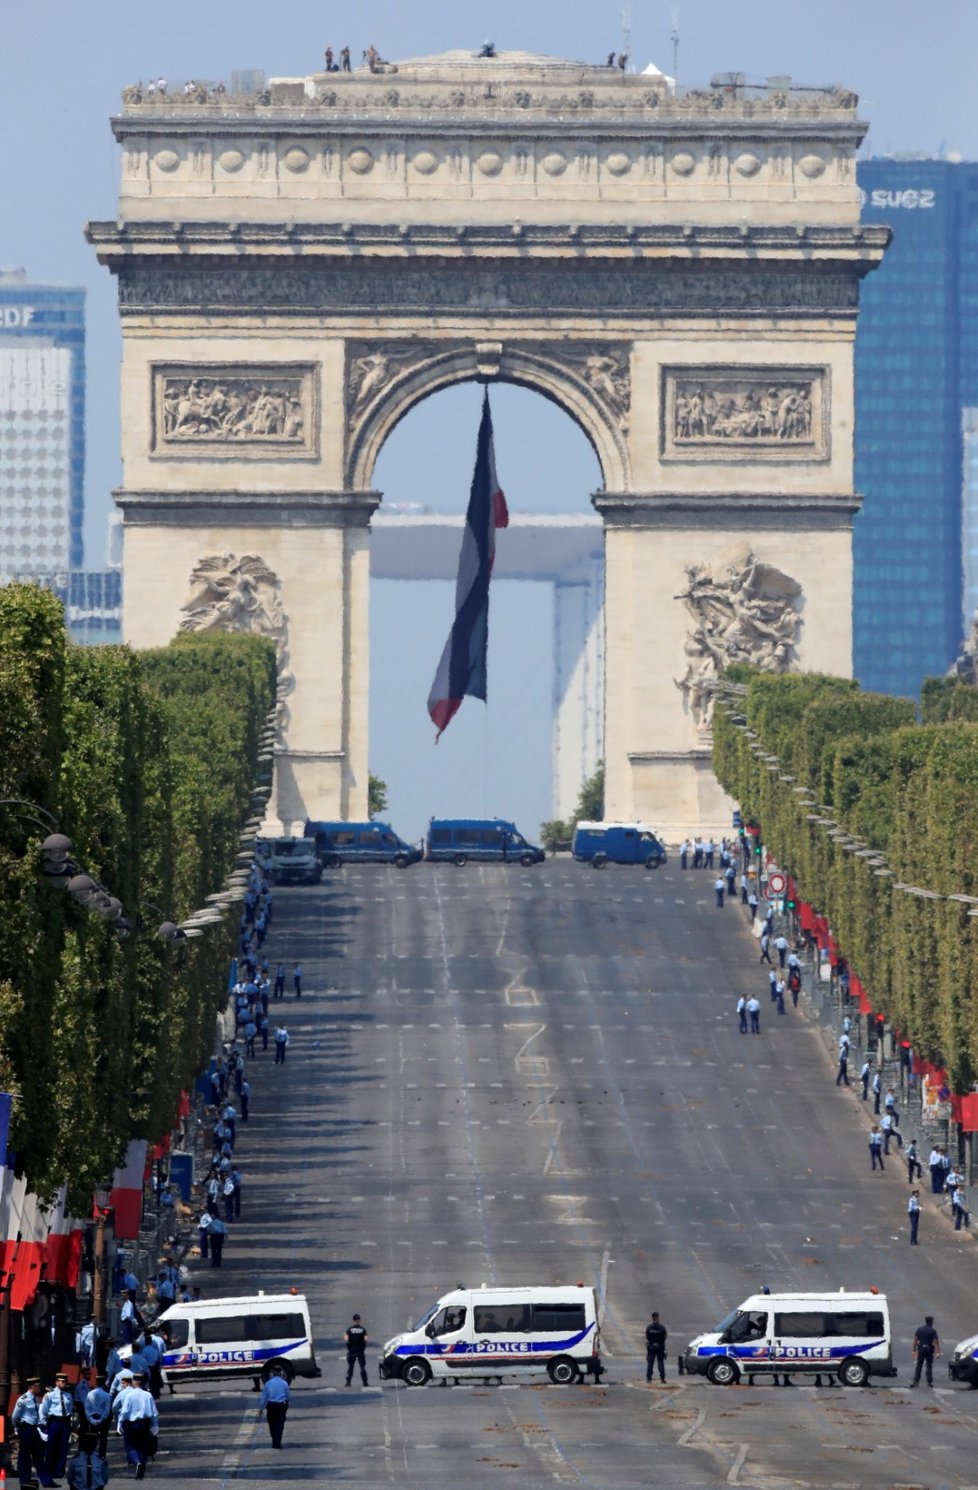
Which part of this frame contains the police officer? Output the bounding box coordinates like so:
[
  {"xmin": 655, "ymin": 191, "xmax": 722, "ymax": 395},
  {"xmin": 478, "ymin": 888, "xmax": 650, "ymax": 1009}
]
[
  {"xmin": 116, "ymin": 1371, "xmax": 158, "ymax": 1479},
  {"xmin": 910, "ymin": 1316, "xmax": 940, "ymax": 1386},
  {"xmin": 908, "ymin": 1189, "xmax": 921, "ymax": 1245},
  {"xmin": 645, "ymin": 1312, "xmax": 667, "ymax": 1383},
  {"xmin": 66, "ymin": 1437, "xmax": 109, "ymax": 1490},
  {"xmin": 39, "ymin": 1372, "xmax": 74, "ymax": 1480},
  {"xmin": 344, "ymin": 1313, "xmax": 369, "ymax": 1386},
  {"xmin": 82, "ymin": 1375, "xmax": 113, "ymax": 1458},
  {"xmin": 12, "ymin": 1377, "xmax": 56, "ymax": 1489},
  {"xmin": 257, "ymin": 1361, "xmax": 290, "ymax": 1448}
]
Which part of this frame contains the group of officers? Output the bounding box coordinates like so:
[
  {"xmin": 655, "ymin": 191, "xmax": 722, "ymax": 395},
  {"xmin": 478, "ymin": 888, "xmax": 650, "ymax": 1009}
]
[{"xmin": 11, "ymin": 1366, "xmax": 159, "ymax": 1487}]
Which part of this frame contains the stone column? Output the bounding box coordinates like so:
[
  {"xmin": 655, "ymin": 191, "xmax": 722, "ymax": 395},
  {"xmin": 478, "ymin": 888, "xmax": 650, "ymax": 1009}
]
[
  {"xmin": 117, "ymin": 489, "xmax": 379, "ymax": 832},
  {"xmin": 551, "ymin": 563, "xmax": 604, "ymax": 821}
]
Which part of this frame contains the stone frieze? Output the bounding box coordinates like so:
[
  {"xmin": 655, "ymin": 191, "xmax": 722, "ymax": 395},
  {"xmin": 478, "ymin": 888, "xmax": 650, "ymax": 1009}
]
[
  {"xmin": 122, "ymin": 265, "xmax": 860, "ymax": 318},
  {"xmin": 152, "ymin": 364, "xmax": 319, "ymax": 456},
  {"xmin": 662, "ymin": 366, "xmax": 827, "ymax": 462}
]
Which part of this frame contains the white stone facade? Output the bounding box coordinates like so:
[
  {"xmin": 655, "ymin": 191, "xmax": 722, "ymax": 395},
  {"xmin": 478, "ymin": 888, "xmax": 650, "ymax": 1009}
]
[{"xmin": 88, "ymin": 50, "xmax": 888, "ymax": 836}]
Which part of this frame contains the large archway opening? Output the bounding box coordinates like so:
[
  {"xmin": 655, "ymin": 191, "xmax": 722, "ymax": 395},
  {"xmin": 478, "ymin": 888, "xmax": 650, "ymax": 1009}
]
[{"xmin": 370, "ymin": 382, "xmax": 603, "ymax": 843}]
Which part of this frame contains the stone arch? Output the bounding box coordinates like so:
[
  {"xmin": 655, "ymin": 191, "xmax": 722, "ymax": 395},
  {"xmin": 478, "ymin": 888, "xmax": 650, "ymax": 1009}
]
[{"xmin": 345, "ymin": 338, "xmax": 630, "ymax": 494}]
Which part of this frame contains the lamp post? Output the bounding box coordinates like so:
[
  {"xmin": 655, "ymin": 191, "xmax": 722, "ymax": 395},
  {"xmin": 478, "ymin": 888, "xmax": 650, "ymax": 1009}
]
[{"xmin": 92, "ymin": 1186, "xmax": 112, "ymax": 1331}]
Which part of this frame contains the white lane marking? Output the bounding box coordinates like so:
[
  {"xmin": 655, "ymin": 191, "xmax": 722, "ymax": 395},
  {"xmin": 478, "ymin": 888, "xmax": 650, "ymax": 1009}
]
[
  {"xmin": 727, "ymin": 1444, "xmax": 749, "ymax": 1484},
  {"xmin": 677, "ymin": 1407, "xmax": 707, "ymax": 1446}
]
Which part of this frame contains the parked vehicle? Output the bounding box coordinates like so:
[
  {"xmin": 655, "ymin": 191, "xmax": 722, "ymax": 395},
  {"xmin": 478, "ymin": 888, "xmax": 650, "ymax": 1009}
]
[
  {"xmin": 949, "ymin": 1329, "xmax": 978, "ymax": 1387},
  {"xmin": 268, "ymin": 837, "xmax": 321, "ymax": 885},
  {"xmin": 425, "ymin": 818, "xmax": 545, "ymax": 866},
  {"xmin": 572, "ymin": 821, "xmax": 667, "ymax": 870},
  {"xmin": 154, "ymin": 1293, "xmax": 320, "ymax": 1388},
  {"xmin": 682, "ymin": 1290, "xmax": 895, "ymax": 1387},
  {"xmin": 378, "ymin": 1284, "xmax": 601, "ymax": 1386},
  {"xmin": 303, "ymin": 820, "xmax": 422, "ymax": 868}
]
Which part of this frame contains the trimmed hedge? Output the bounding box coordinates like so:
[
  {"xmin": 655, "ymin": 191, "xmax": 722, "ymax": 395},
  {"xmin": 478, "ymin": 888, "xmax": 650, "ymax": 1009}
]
[
  {"xmin": 0, "ymin": 587, "xmax": 276, "ymax": 1206},
  {"xmin": 713, "ymin": 669, "xmax": 978, "ymax": 1090}
]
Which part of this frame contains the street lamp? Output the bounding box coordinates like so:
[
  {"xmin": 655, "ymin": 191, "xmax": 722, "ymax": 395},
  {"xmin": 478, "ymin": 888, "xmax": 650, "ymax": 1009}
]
[{"xmin": 92, "ymin": 1185, "xmax": 112, "ymax": 1329}]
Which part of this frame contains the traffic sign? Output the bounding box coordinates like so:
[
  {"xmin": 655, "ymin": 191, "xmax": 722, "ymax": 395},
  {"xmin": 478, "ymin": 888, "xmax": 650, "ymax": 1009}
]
[{"xmin": 767, "ymin": 871, "xmax": 787, "ymax": 895}]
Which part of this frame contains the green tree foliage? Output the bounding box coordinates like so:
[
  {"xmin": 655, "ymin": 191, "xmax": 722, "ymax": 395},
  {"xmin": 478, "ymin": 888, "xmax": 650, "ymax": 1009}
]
[
  {"xmin": 0, "ymin": 587, "xmax": 276, "ymax": 1206},
  {"xmin": 713, "ymin": 669, "xmax": 978, "ymax": 1090},
  {"xmin": 540, "ymin": 762, "xmax": 605, "ymax": 850},
  {"xmin": 368, "ymin": 774, "xmax": 388, "ymax": 818}
]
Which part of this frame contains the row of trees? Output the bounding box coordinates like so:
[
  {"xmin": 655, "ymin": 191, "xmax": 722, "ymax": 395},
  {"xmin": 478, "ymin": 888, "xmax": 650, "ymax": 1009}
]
[
  {"xmin": 712, "ymin": 669, "xmax": 978, "ymax": 1091},
  {"xmin": 0, "ymin": 585, "xmax": 277, "ymax": 1208}
]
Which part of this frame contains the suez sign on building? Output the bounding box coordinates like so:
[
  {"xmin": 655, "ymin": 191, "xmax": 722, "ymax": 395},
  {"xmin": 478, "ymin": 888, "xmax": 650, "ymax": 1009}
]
[
  {"xmin": 859, "ymin": 187, "xmax": 937, "ymax": 211},
  {"xmin": 0, "ymin": 306, "xmax": 37, "ymax": 328}
]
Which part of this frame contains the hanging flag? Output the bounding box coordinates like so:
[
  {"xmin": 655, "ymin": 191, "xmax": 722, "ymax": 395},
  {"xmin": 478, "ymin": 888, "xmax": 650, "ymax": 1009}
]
[
  {"xmin": 44, "ymin": 1187, "xmax": 82, "ymax": 1291},
  {"xmin": 9, "ymin": 1191, "xmax": 47, "ymax": 1310},
  {"xmin": 427, "ymin": 391, "xmax": 509, "ymax": 738},
  {"xmin": 109, "ymin": 1139, "xmax": 148, "ymax": 1241},
  {"xmin": 0, "ymin": 1094, "xmax": 11, "ymax": 1170}
]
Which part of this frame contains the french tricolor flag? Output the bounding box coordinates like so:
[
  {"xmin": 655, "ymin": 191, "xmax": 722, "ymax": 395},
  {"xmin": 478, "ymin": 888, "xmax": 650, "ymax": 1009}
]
[{"xmin": 427, "ymin": 392, "xmax": 509, "ymax": 738}]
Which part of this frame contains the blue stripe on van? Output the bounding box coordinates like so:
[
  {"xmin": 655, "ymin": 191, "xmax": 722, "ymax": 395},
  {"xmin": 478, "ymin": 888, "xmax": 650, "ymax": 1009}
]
[
  {"xmin": 695, "ymin": 1339, "xmax": 885, "ymax": 1362},
  {"xmin": 163, "ymin": 1339, "xmax": 307, "ymax": 1370},
  {"xmin": 395, "ymin": 1323, "xmax": 594, "ymax": 1358}
]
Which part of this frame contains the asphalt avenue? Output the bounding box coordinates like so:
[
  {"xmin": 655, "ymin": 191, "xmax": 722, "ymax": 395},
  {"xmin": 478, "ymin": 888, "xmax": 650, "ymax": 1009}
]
[{"xmin": 160, "ymin": 862, "xmax": 978, "ymax": 1489}]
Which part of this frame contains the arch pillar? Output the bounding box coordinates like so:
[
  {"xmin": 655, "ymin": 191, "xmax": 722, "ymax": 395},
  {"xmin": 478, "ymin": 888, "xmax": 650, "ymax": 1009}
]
[{"xmin": 116, "ymin": 487, "xmax": 379, "ymax": 831}]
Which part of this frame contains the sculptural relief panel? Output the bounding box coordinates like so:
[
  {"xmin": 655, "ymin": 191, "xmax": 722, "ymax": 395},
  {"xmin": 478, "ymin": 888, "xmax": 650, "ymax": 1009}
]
[
  {"xmin": 661, "ymin": 366, "xmax": 828, "ymax": 462},
  {"xmin": 675, "ymin": 546, "xmax": 803, "ymax": 732},
  {"xmin": 152, "ymin": 364, "xmax": 320, "ymax": 458}
]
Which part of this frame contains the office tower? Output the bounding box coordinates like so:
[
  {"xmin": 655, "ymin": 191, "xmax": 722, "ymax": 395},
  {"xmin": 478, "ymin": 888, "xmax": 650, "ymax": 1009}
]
[
  {"xmin": 855, "ymin": 159, "xmax": 978, "ymax": 696},
  {"xmin": 0, "ymin": 268, "xmax": 85, "ymax": 577}
]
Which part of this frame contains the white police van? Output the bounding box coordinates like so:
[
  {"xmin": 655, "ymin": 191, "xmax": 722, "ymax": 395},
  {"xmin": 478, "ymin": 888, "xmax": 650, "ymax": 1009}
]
[
  {"xmin": 378, "ymin": 1285, "xmax": 601, "ymax": 1386},
  {"xmin": 682, "ymin": 1290, "xmax": 895, "ymax": 1387},
  {"xmin": 949, "ymin": 1329, "xmax": 978, "ymax": 1387},
  {"xmin": 155, "ymin": 1292, "xmax": 320, "ymax": 1386}
]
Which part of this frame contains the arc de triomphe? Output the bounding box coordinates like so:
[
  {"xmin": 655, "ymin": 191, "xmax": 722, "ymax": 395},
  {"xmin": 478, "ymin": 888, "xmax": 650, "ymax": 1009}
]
[{"xmin": 87, "ymin": 50, "xmax": 887, "ymax": 836}]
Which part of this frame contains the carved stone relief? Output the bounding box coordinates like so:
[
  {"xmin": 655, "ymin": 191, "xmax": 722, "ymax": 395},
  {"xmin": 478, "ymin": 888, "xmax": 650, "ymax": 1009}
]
[
  {"xmin": 121, "ymin": 264, "xmax": 861, "ymax": 318},
  {"xmin": 662, "ymin": 367, "xmax": 827, "ymax": 462},
  {"xmin": 675, "ymin": 546, "xmax": 802, "ymax": 731},
  {"xmin": 345, "ymin": 338, "xmax": 630, "ymax": 432},
  {"xmin": 343, "ymin": 337, "xmax": 631, "ymax": 487},
  {"xmin": 179, "ymin": 553, "xmax": 295, "ymax": 736},
  {"xmin": 153, "ymin": 365, "xmax": 319, "ymax": 457}
]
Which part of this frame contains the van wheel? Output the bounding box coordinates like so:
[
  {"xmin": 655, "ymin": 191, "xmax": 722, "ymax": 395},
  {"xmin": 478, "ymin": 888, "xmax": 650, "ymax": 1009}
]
[
  {"xmin": 402, "ymin": 1358, "xmax": 431, "ymax": 1387},
  {"xmin": 547, "ymin": 1357, "xmax": 580, "ymax": 1385},
  {"xmin": 838, "ymin": 1357, "xmax": 869, "ymax": 1388},
  {"xmin": 453, "ymin": 854, "xmax": 468, "ymax": 867},
  {"xmin": 261, "ymin": 1359, "xmax": 294, "ymax": 1384},
  {"xmin": 706, "ymin": 1357, "xmax": 740, "ymax": 1387},
  {"xmin": 394, "ymin": 854, "xmax": 410, "ymax": 869},
  {"xmin": 643, "ymin": 857, "xmax": 660, "ymax": 870},
  {"xmin": 592, "ymin": 853, "xmax": 608, "ymax": 870},
  {"xmin": 520, "ymin": 852, "xmax": 536, "ymax": 866},
  {"xmin": 327, "ymin": 854, "xmax": 342, "ymax": 869}
]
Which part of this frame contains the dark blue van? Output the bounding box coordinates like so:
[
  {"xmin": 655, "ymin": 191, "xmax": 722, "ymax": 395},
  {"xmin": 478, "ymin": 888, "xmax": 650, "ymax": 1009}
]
[
  {"xmin": 425, "ymin": 819, "xmax": 545, "ymax": 866},
  {"xmin": 303, "ymin": 820, "xmax": 423, "ymax": 868},
  {"xmin": 571, "ymin": 821, "xmax": 668, "ymax": 869}
]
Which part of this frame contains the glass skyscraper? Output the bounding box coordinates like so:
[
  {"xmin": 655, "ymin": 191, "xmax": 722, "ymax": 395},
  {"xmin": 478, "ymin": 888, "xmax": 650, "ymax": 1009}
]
[
  {"xmin": 854, "ymin": 158, "xmax": 978, "ymax": 697},
  {"xmin": 0, "ymin": 268, "xmax": 85, "ymax": 576}
]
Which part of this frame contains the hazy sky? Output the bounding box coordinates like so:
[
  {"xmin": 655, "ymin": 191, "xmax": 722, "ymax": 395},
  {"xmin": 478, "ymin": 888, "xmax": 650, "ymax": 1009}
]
[{"xmin": 4, "ymin": 1, "xmax": 975, "ymax": 835}]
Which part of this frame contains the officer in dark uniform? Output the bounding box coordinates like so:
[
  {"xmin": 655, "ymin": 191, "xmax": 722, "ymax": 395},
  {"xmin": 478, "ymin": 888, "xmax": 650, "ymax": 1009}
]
[
  {"xmin": 645, "ymin": 1311, "xmax": 667, "ymax": 1382},
  {"xmin": 345, "ymin": 1313, "xmax": 368, "ymax": 1386}
]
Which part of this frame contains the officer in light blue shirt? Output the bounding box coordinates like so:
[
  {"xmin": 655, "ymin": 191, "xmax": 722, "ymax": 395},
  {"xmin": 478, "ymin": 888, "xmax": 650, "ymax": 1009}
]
[
  {"xmin": 116, "ymin": 1373, "xmax": 158, "ymax": 1480},
  {"xmin": 39, "ymin": 1373, "xmax": 74, "ymax": 1479},
  {"xmin": 83, "ymin": 1376, "xmax": 113, "ymax": 1457},
  {"xmin": 12, "ymin": 1378, "xmax": 56, "ymax": 1488},
  {"xmin": 257, "ymin": 1364, "xmax": 291, "ymax": 1448}
]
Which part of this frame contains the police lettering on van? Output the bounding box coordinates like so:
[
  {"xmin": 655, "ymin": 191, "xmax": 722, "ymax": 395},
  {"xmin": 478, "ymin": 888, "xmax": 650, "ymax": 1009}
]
[
  {"xmin": 153, "ymin": 1293, "xmax": 320, "ymax": 1388},
  {"xmin": 682, "ymin": 1291, "xmax": 895, "ymax": 1388},
  {"xmin": 379, "ymin": 1285, "xmax": 601, "ymax": 1386}
]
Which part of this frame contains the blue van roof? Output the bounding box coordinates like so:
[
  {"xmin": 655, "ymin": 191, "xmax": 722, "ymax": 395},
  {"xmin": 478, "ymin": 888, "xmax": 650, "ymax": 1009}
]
[{"xmin": 429, "ymin": 818, "xmax": 516, "ymax": 830}]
